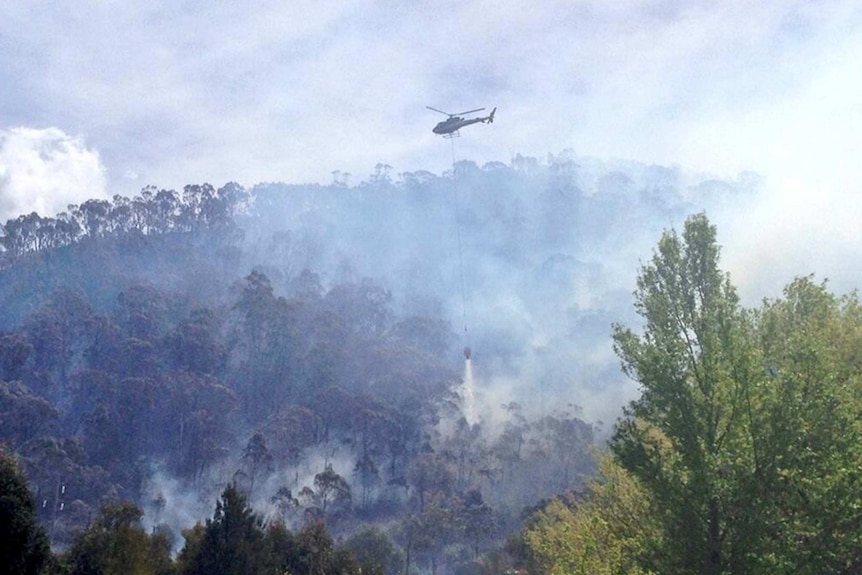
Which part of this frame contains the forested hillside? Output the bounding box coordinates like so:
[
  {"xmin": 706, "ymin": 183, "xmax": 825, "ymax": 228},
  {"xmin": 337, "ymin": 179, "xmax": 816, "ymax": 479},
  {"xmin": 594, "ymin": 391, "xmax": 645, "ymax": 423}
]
[{"xmin": 0, "ymin": 154, "xmax": 754, "ymax": 573}]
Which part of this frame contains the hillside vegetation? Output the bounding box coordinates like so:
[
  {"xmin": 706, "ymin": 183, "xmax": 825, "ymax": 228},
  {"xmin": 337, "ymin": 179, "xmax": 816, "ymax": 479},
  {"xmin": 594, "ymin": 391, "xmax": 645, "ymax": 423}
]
[{"xmin": 0, "ymin": 154, "xmax": 757, "ymax": 574}]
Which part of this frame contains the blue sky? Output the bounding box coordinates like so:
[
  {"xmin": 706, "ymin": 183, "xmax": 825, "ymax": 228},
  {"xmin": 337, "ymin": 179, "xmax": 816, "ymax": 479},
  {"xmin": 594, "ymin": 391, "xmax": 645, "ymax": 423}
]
[{"xmin": 2, "ymin": 0, "xmax": 862, "ymax": 297}]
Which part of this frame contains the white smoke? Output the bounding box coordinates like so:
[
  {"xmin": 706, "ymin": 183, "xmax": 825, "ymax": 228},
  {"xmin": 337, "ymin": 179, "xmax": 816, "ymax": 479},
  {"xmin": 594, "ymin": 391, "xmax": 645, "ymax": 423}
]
[
  {"xmin": 140, "ymin": 468, "xmax": 219, "ymax": 551},
  {"xmin": 140, "ymin": 444, "xmax": 364, "ymax": 549},
  {"xmin": 0, "ymin": 127, "xmax": 108, "ymax": 222},
  {"xmin": 462, "ymin": 358, "xmax": 478, "ymax": 426}
]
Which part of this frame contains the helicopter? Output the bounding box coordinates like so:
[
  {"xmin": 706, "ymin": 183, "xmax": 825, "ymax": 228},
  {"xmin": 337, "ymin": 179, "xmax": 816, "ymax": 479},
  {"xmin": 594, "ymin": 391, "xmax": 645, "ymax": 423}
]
[{"xmin": 427, "ymin": 106, "xmax": 496, "ymax": 138}]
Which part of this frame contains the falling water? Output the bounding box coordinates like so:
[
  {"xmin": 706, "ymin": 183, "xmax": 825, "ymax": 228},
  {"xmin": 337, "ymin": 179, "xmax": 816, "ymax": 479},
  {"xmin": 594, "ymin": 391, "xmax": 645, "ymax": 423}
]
[{"xmin": 463, "ymin": 358, "xmax": 478, "ymax": 426}]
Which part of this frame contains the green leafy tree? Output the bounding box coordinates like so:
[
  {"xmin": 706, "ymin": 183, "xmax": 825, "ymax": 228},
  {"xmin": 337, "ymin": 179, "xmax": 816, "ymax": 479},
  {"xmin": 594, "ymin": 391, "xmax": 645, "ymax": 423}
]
[
  {"xmin": 179, "ymin": 483, "xmax": 270, "ymax": 575},
  {"xmin": 524, "ymin": 455, "xmax": 661, "ymax": 575},
  {"xmin": 65, "ymin": 501, "xmax": 174, "ymax": 575},
  {"xmin": 749, "ymin": 276, "xmax": 862, "ymax": 573},
  {"xmin": 608, "ymin": 215, "xmax": 862, "ymax": 574},
  {"xmin": 0, "ymin": 447, "xmax": 53, "ymax": 575},
  {"xmin": 611, "ymin": 214, "xmax": 760, "ymax": 575}
]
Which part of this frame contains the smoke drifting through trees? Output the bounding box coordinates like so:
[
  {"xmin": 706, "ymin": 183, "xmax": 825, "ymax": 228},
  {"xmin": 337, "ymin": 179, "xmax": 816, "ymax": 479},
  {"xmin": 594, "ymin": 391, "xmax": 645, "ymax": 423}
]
[{"xmin": 0, "ymin": 152, "xmax": 756, "ymax": 571}]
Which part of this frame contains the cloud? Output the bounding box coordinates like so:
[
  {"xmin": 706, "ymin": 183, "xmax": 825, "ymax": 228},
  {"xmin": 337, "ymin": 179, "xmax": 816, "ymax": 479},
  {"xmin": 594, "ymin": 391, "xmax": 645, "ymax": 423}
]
[
  {"xmin": 2, "ymin": 1, "xmax": 862, "ymax": 297},
  {"xmin": 0, "ymin": 127, "xmax": 108, "ymax": 221}
]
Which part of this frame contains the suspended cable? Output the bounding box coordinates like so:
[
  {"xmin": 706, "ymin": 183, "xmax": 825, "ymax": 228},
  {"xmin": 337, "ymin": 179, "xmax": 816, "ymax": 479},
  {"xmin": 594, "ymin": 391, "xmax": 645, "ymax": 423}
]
[{"xmin": 451, "ymin": 137, "xmax": 468, "ymax": 337}]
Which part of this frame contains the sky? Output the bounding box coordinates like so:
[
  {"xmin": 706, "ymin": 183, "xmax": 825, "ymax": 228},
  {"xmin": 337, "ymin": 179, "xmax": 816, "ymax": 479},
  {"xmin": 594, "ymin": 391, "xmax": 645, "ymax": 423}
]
[{"xmin": 2, "ymin": 0, "xmax": 862, "ymax": 299}]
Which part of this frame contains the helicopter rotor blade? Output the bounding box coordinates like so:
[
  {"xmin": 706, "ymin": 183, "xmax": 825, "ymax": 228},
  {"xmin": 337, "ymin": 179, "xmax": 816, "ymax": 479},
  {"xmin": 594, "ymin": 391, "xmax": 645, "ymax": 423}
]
[
  {"xmin": 426, "ymin": 106, "xmax": 451, "ymax": 116},
  {"xmin": 455, "ymin": 108, "xmax": 485, "ymax": 116}
]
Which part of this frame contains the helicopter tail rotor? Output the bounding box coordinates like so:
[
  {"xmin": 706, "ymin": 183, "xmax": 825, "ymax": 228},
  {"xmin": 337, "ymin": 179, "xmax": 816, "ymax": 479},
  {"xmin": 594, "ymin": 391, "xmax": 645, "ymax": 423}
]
[{"xmin": 487, "ymin": 107, "xmax": 496, "ymax": 123}]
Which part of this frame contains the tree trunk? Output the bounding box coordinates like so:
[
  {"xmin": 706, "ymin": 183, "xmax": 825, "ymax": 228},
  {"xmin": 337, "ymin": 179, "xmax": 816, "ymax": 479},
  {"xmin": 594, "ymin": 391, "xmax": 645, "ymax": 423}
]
[{"xmin": 707, "ymin": 496, "xmax": 721, "ymax": 575}]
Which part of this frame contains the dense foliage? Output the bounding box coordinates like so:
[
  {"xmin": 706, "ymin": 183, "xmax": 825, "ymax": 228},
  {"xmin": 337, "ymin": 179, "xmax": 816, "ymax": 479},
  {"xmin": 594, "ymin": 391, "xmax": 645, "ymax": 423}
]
[
  {"xmin": 0, "ymin": 447, "xmax": 53, "ymax": 574},
  {"xmin": 520, "ymin": 214, "xmax": 862, "ymax": 574}
]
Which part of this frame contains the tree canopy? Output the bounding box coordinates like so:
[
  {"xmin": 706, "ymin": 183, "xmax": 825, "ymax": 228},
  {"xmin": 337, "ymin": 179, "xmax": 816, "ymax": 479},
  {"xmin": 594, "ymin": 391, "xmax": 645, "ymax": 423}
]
[
  {"xmin": 522, "ymin": 214, "xmax": 862, "ymax": 575},
  {"xmin": 0, "ymin": 446, "xmax": 53, "ymax": 575}
]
